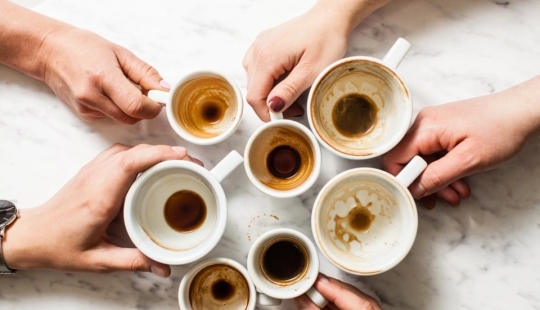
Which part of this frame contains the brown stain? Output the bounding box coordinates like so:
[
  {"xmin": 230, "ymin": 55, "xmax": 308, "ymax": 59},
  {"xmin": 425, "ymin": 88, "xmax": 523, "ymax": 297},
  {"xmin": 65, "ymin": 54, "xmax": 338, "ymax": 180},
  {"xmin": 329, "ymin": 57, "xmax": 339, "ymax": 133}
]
[
  {"xmin": 332, "ymin": 199, "xmax": 375, "ymax": 252},
  {"xmin": 332, "ymin": 94, "xmax": 379, "ymax": 138},
  {"xmin": 246, "ymin": 214, "xmax": 280, "ymax": 243}
]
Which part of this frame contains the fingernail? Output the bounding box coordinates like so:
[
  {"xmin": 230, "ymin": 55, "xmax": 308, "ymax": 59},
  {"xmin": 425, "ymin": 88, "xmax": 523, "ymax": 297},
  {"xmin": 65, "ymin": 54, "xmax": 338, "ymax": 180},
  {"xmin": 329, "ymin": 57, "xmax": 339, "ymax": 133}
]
[
  {"xmin": 294, "ymin": 295, "xmax": 310, "ymax": 310},
  {"xmin": 268, "ymin": 96, "xmax": 285, "ymax": 113},
  {"xmin": 193, "ymin": 158, "xmax": 204, "ymax": 167},
  {"xmin": 172, "ymin": 146, "xmax": 186, "ymax": 153},
  {"xmin": 318, "ymin": 273, "xmax": 329, "ymax": 284},
  {"xmin": 410, "ymin": 183, "xmax": 427, "ymax": 199},
  {"xmin": 160, "ymin": 80, "xmax": 171, "ymax": 90},
  {"xmin": 151, "ymin": 266, "xmax": 167, "ymax": 278}
]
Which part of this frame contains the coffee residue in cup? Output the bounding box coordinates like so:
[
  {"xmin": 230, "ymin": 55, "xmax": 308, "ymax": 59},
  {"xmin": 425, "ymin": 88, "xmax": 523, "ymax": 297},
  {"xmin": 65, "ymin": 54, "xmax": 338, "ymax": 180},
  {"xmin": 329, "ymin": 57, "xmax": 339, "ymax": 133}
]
[
  {"xmin": 332, "ymin": 93, "xmax": 378, "ymax": 137},
  {"xmin": 260, "ymin": 238, "xmax": 309, "ymax": 284},
  {"xmin": 164, "ymin": 190, "xmax": 207, "ymax": 232},
  {"xmin": 266, "ymin": 145, "xmax": 302, "ymax": 179}
]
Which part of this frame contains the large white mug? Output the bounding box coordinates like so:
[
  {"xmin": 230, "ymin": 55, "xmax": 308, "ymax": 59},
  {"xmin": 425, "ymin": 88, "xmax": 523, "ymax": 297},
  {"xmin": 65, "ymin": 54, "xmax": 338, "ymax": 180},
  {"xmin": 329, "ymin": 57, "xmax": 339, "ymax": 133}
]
[
  {"xmin": 124, "ymin": 151, "xmax": 243, "ymax": 265},
  {"xmin": 308, "ymin": 38, "xmax": 412, "ymax": 159},
  {"xmin": 149, "ymin": 71, "xmax": 243, "ymax": 145}
]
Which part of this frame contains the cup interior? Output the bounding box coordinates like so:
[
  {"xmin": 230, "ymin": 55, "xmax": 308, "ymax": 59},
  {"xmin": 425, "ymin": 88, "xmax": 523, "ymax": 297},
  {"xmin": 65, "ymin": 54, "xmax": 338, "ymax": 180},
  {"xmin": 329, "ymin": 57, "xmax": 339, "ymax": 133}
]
[
  {"xmin": 312, "ymin": 168, "xmax": 417, "ymax": 275},
  {"xmin": 244, "ymin": 120, "xmax": 321, "ymax": 197},
  {"xmin": 124, "ymin": 161, "xmax": 226, "ymax": 265},
  {"xmin": 168, "ymin": 72, "xmax": 242, "ymax": 144},
  {"xmin": 179, "ymin": 258, "xmax": 256, "ymax": 310},
  {"xmin": 247, "ymin": 229, "xmax": 319, "ymax": 299},
  {"xmin": 308, "ymin": 57, "xmax": 411, "ymax": 159}
]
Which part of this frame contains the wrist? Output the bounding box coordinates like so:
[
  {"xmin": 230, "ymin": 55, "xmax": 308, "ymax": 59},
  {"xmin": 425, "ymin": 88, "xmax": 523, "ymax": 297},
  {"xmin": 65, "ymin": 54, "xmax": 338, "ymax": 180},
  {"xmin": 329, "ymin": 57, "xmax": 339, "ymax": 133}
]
[
  {"xmin": 502, "ymin": 75, "xmax": 540, "ymax": 139},
  {"xmin": 2, "ymin": 208, "xmax": 40, "ymax": 270},
  {"xmin": 313, "ymin": 0, "xmax": 391, "ymax": 35}
]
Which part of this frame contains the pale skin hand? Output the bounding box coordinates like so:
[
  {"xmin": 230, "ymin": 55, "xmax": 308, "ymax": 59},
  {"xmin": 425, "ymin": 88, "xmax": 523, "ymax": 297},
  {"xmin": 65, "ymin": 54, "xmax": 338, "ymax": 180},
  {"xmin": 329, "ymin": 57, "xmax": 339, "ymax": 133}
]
[
  {"xmin": 382, "ymin": 76, "xmax": 540, "ymax": 209},
  {"xmin": 3, "ymin": 144, "xmax": 202, "ymax": 277},
  {"xmin": 243, "ymin": 0, "xmax": 390, "ymax": 122},
  {"xmin": 0, "ymin": 0, "xmax": 168, "ymax": 124},
  {"xmin": 295, "ymin": 274, "xmax": 382, "ymax": 310}
]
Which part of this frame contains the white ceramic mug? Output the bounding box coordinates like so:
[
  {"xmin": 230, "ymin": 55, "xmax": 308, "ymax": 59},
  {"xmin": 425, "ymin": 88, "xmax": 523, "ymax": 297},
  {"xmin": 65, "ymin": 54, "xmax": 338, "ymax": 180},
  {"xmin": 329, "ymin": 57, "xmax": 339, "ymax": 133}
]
[
  {"xmin": 148, "ymin": 71, "xmax": 243, "ymax": 145},
  {"xmin": 307, "ymin": 38, "xmax": 412, "ymax": 159},
  {"xmin": 179, "ymin": 258, "xmax": 281, "ymax": 310},
  {"xmin": 311, "ymin": 156, "xmax": 427, "ymax": 275},
  {"xmin": 124, "ymin": 151, "xmax": 243, "ymax": 265},
  {"xmin": 244, "ymin": 112, "xmax": 322, "ymax": 198},
  {"xmin": 247, "ymin": 228, "xmax": 328, "ymax": 308}
]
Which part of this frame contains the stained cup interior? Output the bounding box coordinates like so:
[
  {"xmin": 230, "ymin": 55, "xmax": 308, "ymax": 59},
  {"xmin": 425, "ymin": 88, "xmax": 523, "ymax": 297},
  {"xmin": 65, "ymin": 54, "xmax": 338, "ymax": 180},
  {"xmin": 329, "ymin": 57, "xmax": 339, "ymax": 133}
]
[
  {"xmin": 308, "ymin": 57, "xmax": 412, "ymax": 159},
  {"xmin": 124, "ymin": 161, "xmax": 226, "ymax": 265},
  {"xmin": 312, "ymin": 168, "xmax": 417, "ymax": 275}
]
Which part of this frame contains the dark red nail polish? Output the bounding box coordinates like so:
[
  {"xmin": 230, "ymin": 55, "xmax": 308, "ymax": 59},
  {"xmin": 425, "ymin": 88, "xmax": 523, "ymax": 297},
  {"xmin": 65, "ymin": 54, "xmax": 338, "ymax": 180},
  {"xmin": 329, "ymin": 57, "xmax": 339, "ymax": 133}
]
[{"xmin": 268, "ymin": 96, "xmax": 285, "ymax": 112}]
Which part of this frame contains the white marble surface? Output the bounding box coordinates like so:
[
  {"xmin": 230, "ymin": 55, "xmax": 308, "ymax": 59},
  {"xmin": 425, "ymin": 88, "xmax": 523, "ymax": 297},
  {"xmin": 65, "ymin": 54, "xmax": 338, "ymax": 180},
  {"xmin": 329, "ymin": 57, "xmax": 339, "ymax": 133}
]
[{"xmin": 1, "ymin": 0, "xmax": 540, "ymax": 309}]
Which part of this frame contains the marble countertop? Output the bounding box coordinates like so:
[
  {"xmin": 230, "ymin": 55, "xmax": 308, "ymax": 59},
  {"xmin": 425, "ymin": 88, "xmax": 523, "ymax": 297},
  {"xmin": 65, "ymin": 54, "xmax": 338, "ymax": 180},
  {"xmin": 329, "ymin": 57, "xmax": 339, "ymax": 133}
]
[{"xmin": 1, "ymin": 0, "xmax": 540, "ymax": 309}]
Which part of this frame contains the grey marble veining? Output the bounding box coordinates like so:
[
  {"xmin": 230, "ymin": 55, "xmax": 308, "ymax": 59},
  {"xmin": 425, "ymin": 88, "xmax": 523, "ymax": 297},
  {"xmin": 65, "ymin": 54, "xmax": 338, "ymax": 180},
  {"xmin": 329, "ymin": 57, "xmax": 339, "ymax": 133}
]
[{"xmin": 1, "ymin": 0, "xmax": 540, "ymax": 309}]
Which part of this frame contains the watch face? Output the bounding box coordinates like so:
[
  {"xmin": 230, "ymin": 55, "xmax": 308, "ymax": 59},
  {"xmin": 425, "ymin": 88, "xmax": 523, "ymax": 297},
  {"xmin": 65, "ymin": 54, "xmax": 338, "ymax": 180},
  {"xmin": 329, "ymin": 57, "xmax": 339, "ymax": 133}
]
[{"xmin": 0, "ymin": 200, "xmax": 16, "ymax": 224}]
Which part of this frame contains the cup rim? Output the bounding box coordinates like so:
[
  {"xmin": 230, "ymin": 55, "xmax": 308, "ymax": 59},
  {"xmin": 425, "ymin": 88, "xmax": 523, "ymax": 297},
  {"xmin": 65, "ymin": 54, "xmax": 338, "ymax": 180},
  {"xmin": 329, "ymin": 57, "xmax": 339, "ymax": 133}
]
[
  {"xmin": 311, "ymin": 167, "xmax": 418, "ymax": 275},
  {"xmin": 178, "ymin": 257, "xmax": 257, "ymax": 310},
  {"xmin": 243, "ymin": 119, "xmax": 322, "ymax": 198},
  {"xmin": 123, "ymin": 160, "xmax": 227, "ymax": 265},
  {"xmin": 166, "ymin": 70, "xmax": 244, "ymax": 146},
  {"xmin": 307, "ymin": 56, "xmax": 412, "ymax": 160},
  {"xmin": 247, "ymin": 228, "xmax": 319, "ymax": 299}
]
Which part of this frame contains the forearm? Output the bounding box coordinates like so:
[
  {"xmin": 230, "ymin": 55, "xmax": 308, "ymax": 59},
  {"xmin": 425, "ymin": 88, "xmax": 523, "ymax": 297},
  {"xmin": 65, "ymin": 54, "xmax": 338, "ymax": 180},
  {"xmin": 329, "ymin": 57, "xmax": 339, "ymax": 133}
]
[
  {"xmin": 314, "ymin": 0, "xmax": 391, "ymax": 35},
  {"xmin": 0, "ymin": 0, "xmax": 70, "ymax": 80},
  {"xmin": 504, "ymin": 75, "xmax": 540, "ymax": 138}
]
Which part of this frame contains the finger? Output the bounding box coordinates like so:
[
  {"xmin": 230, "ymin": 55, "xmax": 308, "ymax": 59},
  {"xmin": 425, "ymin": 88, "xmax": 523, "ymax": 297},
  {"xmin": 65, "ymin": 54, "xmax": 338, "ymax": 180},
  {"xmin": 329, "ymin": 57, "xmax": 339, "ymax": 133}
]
[
  {"xmin": 408, "ymin": 140, "xmax": 480, "ymax": 198},
  {"xmin": 90, "ymin": 245, "xmax": 171, "ymax": 277},
  {"xmin": 315, "ymin": 274, "xmax": 382, "ymax": 310},
  {"xmin": 117, "ymin": 145, "xmax": 188, "ymax": 176},
  {"xmin": 283, "ymin": 102, "xmax": 305, "ymax": 118},
  {"xmin": 245, "ymin": 63, "xmax": 275, "ymax": 122},
  {"xmin": 450, "ymin": 179, "xmax": 471, "ymax": 200},
  {"xmin": 82, "ymin": 91, "xmax": 139, "ymax": 124},
  {"xmin": 114, "ymin": 46, "xmax": 167, "ymax": 92},
  {"xmin": 92, "ymin": 143, "xmax": 131, "ymax": 163},
  {"xmin": 101, "ymin": 68, "xmax": 163, "ymax": 120},
  {"xmin": 267, "ymin": 62, "xmax": 316, "ymax": 114},
  {"xmin": 420, "ymin": 195, "xmax": 437, "ymax": 210},
  {"xmin": 294, "ymin": 294, "xmax": 321, "ymax": 310},
  {"xmin": 434, "ymin": 186, "xmax": 461, "ymax": 207}
]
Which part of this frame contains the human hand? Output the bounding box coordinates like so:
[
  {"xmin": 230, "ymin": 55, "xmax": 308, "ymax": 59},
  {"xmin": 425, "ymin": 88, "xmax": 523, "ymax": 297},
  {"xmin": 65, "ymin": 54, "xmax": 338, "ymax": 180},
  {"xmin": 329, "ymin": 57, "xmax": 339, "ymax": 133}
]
[
  {"xmin": 294, "ymin": 274, "xmax": 382, "ymax": 310},
  {"xmin": 41, "ymin": 27, "xmax": 168, "ymax": 124},
  {"xmin": 382, "ymin": 77, "xmax": 540, "ymax": 209},
  {"xmin": 3, "ymin": 144, "xmax": 202, "ymax": 277},
  {"xmin": 243, "ymin": 3, "xmax": 350, "ymax": 121}
]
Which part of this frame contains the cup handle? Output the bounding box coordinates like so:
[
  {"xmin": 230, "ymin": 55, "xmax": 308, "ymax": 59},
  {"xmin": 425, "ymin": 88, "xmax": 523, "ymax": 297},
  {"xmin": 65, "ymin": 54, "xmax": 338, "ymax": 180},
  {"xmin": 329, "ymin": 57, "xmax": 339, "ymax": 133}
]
[
  {"xmin": 210, "ymin": 150, "xmax": 244, "ymax": 183},
  {"xmin": 381, "ymin": 37, "xmax": 411, "ymax": 70},
  {"xmin": 269, "ymin": 111, "xmax": 283, "ymax": 122},
  {"xmin": 147, "ymin": 89, "xmax": 169, "ymax": 105},
  {"xmin": 256, "ymin": 292, "xmax": 281, "ymax": 306},
  {"xmin": 395, "ymin": 155, "xmax": 428, "ymax": 188},
  {"xmin": 306, "ymin": 286, "xmax": 329, "ymax": 308}
]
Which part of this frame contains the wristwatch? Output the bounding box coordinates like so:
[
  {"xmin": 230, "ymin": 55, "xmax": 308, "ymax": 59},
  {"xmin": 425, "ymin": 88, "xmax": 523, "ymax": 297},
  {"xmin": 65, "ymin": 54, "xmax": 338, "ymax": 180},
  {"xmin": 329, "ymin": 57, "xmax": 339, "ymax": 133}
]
[{"xmin": 0, "ymin": 200, "xmax": 19, "ymax": 274}]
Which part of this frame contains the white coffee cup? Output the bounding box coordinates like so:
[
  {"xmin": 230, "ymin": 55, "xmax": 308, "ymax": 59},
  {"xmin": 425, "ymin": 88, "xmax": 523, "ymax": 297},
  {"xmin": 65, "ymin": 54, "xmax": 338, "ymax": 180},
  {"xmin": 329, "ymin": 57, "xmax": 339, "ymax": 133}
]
[
  {"xmin": 148, "ymin": 71, "xmax": 243, "ymax": 145},
  {"xmin": 311, "ymin": 156, "xmax": 427, "ymax": 275},
  {"xmin": 247, "ymin": 228, "xmax": 328, "ymax": 308},
  {"xmin": 124, "ymin": 151, "xmax": 243, "ymax": 265},
  {"xmin": 244, "ymin": 112, "xmax": 322, "ymax": 198},
  {"xmin": 179, "ymin": 257, "xmax": 281, "ymax": 310},
  {"xmin": 307, "ymin": 38, "xmax": 412, "ymax": 159}
]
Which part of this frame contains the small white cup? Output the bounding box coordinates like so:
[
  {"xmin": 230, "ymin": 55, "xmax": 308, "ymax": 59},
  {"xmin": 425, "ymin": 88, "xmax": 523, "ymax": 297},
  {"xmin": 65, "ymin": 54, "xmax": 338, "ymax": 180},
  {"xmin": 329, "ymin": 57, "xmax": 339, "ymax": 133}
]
[
  {"xmin": 244, "ymin": 112, "xmax": 322, "ymax": 198},
  {"xmin": 247, "ymin": 228, "xmax": 328, "ymax": 308},
  {"xmin": 179, "ymin": 258, "xmax": 281, "ymax": 310},
  {"xmin": 307, "ymin": 38, "xmax": 412, "ymax": 159},
  {"xmin": 124, "ymin": 151, "xmax": 243, "ymax": 265},
  {"xmin": 148, "ymin": 71, "xmax": 243, "ymax": 145},
  {"xmin": 311, "ymin": 156, "xmax": 427, "ymax": 275}
]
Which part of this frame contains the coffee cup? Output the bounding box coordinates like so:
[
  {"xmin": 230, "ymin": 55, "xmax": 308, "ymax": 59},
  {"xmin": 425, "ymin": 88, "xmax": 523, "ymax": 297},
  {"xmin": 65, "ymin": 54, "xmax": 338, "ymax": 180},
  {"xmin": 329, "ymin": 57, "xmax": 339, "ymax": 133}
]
[
  {"xmin": 307, "ymin": 38, "xmax": 412, "ymax": 159},
  {"xmin": 247, "ymin": 228, "xmax": 328, "ymax": 308},
  {"xmin": 124, "ymin": 150, "xmax": 243, "ymax": 265},
  {"xmin": 148, "ymin": 71, "xmax": 243, "ymax": 145},
  {"xmin": 311, "ymin": 156, "xmax": 427, "ymax": 275},
  {"xmin": 179, "ymin": 257, "xmax": 281, "ymax": 310},
  {"xmin": 244, "ymin": 112, "xmax": 321, "ymax": 198}
]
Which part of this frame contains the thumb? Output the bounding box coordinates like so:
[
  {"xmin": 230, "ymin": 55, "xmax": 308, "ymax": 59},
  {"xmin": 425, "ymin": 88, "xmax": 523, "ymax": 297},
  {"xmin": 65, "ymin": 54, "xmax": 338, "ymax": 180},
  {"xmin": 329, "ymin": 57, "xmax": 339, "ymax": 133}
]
[
  {"xmin": 91, "ymin": 245, "xmax": 171, "ymax": 277},
  {"xmin": 409, "ymin": 140, "xmax": 479, "ymax": 198},
  {"xmin": 267, "ymin": 63, "xmax": 316, "ymax": 113},
  {"xmin": 114, "ymin": 46, "xmax": 168, "ymax": 92}
]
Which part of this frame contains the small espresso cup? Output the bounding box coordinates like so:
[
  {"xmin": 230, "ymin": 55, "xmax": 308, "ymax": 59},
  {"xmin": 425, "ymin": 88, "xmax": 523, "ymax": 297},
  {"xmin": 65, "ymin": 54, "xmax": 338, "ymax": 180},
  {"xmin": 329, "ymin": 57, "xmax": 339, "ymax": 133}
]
[
  {"xmin": 124, "ymin": 151, "xmax": 243, "ymax": 265},
  {"xmin": 308, "ymin": 38, "xmax": 412, "ymax": 159},
  {"xmin": 179, "ymin": 258, "xmax": 281, "ymax": 310},
  {"xmin": 244, "ymin": 112, "xmax": 322, "ymax": 198},
  {"xmin": 247, "ymin": 228, "xmax": 328, "ymax": 308},
  {"xmin": 312, "ymin": 156, "xmax": 427, "ymax": 275},
  {"xmin": 148, "ymin": 71, "xmax": 243, "ymax": 145}
]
